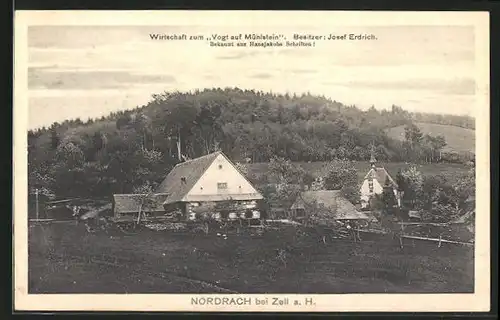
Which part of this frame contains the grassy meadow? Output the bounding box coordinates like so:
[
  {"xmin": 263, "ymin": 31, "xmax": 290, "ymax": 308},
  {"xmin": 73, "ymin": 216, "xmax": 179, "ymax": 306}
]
[
  {"xmin": 386, "ymin": 122, "xmax": 475, "ymax": 154},
  {"xmin": 29, "ymin": 222, "xmax": 474, "ymax": 294}
]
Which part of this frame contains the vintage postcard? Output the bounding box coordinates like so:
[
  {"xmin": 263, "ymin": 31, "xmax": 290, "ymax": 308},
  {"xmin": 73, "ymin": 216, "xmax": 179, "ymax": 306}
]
[{"xmin": 14, "ymin": 11, "xmax": 490, "ymax": 312}]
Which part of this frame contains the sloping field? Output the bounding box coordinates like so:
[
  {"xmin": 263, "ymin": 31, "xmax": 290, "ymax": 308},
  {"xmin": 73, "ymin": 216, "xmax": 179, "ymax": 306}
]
[
  {"xmin": 386, "ymin": 122, "xmax": 475, "ymax": 154},
  {"xmin": 29, "ymin": 223, "xmax": 474, "ymax": 294}
]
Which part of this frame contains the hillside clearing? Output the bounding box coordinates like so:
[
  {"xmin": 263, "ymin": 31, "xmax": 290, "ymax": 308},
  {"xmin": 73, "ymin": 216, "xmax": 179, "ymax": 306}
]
[{"xmin": 385, "ymin": 122, "xmax": 475, "ymax": 154}]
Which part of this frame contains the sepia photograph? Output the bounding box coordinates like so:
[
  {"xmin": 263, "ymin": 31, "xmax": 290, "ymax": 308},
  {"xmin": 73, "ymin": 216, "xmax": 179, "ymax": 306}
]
[{"xmin": 14, "ymin": 11, "xmax": 490, "ymax": 312}]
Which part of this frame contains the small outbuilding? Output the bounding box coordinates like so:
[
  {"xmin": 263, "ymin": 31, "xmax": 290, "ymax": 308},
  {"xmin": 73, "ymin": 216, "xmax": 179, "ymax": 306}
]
[
  {"xmin": 290, "ymin": 190, "xmax": 371, "ymax": 222},
  {"xmin": 408, "ymin": 210, "xmax": 422, "ymax": 222},
  {"xmin": 112, "ymin": 193, "xmax": 170, "ymax": 220}
]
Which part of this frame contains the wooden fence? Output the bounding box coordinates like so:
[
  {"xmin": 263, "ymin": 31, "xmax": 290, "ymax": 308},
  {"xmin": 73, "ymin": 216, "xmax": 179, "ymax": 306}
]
[
  {"xmin": 29, "ymin": 219, "xmax": 78, "ymax": 225},
  {"xmin": 357, "ymin": 229, "xmax": 474, "ymax": 247}
]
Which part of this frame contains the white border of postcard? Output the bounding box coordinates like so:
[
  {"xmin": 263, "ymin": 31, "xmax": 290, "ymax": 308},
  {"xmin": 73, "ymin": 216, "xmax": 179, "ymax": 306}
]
[{"xmin": 13, "ymin": 10, "xmax": 490, "ymax": 312}]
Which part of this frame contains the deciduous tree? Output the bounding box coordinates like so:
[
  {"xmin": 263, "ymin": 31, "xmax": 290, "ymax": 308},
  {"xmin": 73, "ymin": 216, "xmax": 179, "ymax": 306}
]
[
  {"xmin": 323, "ymin": 160, "xmax": 360, "ymax": 204},
  {"xmin": 132, "ymin": 183, "xmax": 156, "ymax": 225}
]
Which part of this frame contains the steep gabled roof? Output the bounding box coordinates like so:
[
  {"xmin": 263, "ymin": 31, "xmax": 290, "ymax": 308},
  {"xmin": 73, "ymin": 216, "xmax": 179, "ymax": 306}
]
[
  {"xmin": 291, "ymin": 190, "xmax": 370, "ymax": 220},
  {"xmin": 363, "ymin": 167, "xmax": 398, "ymax": 188},
  {"xmin": 155, "ymin": 151, "xmax": 264, "ymax": 205},
  {"xmin": 113, "ymin": 193, "xmax": 169, "ymax": 214},
  {"xmin": 155, "ymin": 152, "xmax": 221, "ymax": 205}
]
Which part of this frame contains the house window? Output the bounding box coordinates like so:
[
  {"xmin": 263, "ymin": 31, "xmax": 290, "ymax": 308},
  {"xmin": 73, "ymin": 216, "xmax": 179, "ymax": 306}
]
[
  {"xmin": 218, "ymin": 164, "xmax": 223, "ymax": 169},
  {"xmin": 295, "ymin": 209, "xmax": 306, "ymax": 218},
  {"xmin": 368, "ymin": 179, "xmax": 374, "ymax": 193},
  {"xmin": 217, "ymin": 182, "xmax": 228, "ymax": 190}
]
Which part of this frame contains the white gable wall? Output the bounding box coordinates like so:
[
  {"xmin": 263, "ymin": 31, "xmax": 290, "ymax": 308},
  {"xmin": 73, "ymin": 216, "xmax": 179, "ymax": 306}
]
[
  {"xmin": 360, "ymin": 178, "xmax": 399, "ymax": 206},
  {"xmin": 360, "ymin": 178, "xmax": 384, "ymax": 202},
  {"xmin": 186, "ymin": 154, "xmax": 261, "ymax": 198}
]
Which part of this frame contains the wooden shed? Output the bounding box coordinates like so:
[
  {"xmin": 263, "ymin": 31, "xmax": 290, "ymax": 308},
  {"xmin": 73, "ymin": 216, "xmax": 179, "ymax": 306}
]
[{"xmin": 290, "ymin": 190, "xmax": 370, "ymax": 222}]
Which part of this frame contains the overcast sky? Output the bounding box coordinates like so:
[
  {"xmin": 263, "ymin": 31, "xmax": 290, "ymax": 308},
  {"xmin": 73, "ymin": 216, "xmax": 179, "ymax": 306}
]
[{"xmin": 28, "ymin": 25, "xmax": 476, "ymax": 129}]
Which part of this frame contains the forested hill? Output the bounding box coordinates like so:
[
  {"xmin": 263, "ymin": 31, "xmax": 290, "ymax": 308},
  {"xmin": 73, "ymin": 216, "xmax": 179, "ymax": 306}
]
[{"xmin": 28, "ymin": 87, "xmax": 475, "ymax": 198}]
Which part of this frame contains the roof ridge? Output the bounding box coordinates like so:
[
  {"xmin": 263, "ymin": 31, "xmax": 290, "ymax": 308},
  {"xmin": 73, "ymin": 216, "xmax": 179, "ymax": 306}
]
[
  {"xmin": 303, "ymin": 190, "xmax": 341, "ymax": 193},
  {"xmin": 174, "ymin": 151, "xmax": 221, "ymax": 167},
  {"xmin": 114, "ymin": 193, "xmax": 170, "ymax": 197},
  {"xmin": 155, "ymin": 151, "xmax": 224, "ymax": 204}
]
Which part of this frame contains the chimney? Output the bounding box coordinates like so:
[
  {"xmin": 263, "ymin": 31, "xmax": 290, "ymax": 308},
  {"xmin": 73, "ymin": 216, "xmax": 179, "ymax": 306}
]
[
  {"xmin": 369, "ymin": 143, "xmax": 377, "ymax": 168},
  {"xmin": 177, "ymin": 128, "xmax": 182, "ymax": 162}
]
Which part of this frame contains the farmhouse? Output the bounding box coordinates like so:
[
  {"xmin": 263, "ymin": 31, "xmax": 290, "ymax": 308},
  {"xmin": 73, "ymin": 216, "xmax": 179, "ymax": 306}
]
[
  {"xmin": 290, "ymin": 190, "xmax": 370, "ymax": 222},
  {"xmin": 112, "ymin": 152, "xmax": 264, "ymax": 221},
  {"xmin": 360, "ymin": 150, "xmax": 399, "ymax": 209},
  {"xmin": 155, "ymin": 151, "xmax": 264, "ymax": 220}
]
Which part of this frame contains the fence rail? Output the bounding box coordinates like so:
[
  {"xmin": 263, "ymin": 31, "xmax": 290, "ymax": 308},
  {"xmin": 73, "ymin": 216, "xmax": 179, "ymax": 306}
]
[
  {"xmin": 29, "ymin": 219, "xmax": 77, "ymax": 225},
  {"xmin": 401, "ymin": 234, "xmax": 474, "ymax": 247},
  {"xmin": 358, "ymin": 229, "xmax": 474, "ymax": 247}
]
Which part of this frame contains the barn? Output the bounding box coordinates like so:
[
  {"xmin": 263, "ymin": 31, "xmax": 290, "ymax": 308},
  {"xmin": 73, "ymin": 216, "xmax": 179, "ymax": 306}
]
[{"xmin": 112, "ymin": 193, "xmax": 170, "ymax": 220}]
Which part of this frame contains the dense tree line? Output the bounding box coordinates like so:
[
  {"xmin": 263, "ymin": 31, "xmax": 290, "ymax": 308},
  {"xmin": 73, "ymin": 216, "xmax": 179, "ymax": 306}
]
[{"xmin": 28, "ymin": 87, "xmax": 473, "ymax": 199}]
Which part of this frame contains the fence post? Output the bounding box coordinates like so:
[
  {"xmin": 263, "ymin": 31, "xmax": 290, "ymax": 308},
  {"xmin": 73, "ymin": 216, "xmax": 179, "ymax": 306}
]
[
  {"xmin": 399, "ymin": 223, "xmax": 404, "ymax": 249},
  {"xmin": 438, "ymin": 234, "xmax": 442, "ymax": 248},
  {"xmin": 35, "ymin": 188, "xmax": 39, "ymax": 221}
]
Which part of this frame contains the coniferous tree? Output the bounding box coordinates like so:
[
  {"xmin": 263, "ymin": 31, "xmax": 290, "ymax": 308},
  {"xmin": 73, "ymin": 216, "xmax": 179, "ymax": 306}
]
[
  {"xmin": 381, "ymin": 177, "xmax": 397, "ymax": 215},
  {"xmin": 50, "ymin": 128, "xmax": 60, "ymax": 150}
]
